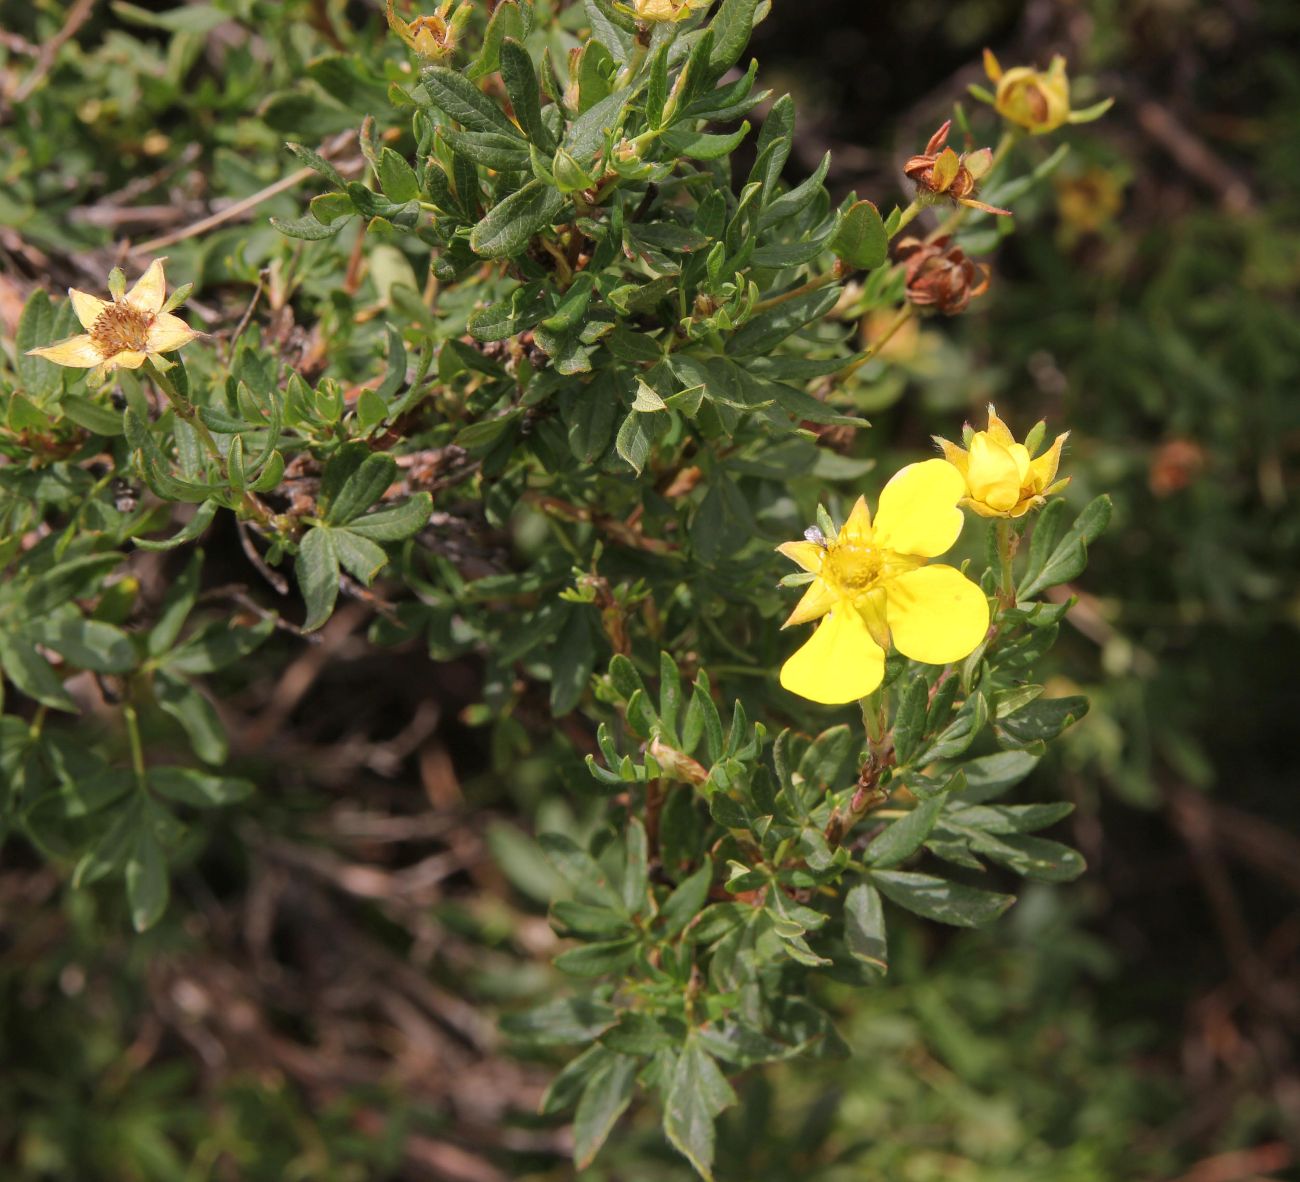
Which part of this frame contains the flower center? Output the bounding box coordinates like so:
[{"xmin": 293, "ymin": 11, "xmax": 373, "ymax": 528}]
[
  {"xmin": 824, "ymin": 541, "xmax": 882, "ymax": 595},
  {"xmin": 91, "ymin": 302, "xmax": 152, "ymax": 356}
]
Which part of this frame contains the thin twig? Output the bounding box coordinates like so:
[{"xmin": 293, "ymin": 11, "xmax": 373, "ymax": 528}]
[
  {"xmin": 129, "ymin": 130, "xmax": 359, "ymax": 256},
  {"xmin": 2, "ymin": 0, "xmax": 98, "ymax": 114}
]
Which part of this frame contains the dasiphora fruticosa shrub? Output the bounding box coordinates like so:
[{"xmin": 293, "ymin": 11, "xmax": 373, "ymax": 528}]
[{"xmin": 0, "ymin": 1, "xmax": 1110, "ymax": 1174}]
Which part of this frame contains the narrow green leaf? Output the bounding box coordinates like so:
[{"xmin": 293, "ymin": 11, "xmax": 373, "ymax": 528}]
[
  {"xmin": 127, "ymin": 827, "xmax": 170, "ymax": 932},
  {"xmin": 469, "ymin": 179, "xmax": 566, "ymax": 258},
  {"xmin": 663, "ymin": 1037, "xmax": 737, "ymax": 1181},
  {"xmin": 346, "ymin": 492, "xmax": 432, "ymax": 541},
  {"xmin": 871, "ymin": 869, "xmax": 1014, "ymax": 927},
  {"xmin": 574, "ymin": 1053, "xmax": 639, "ymax": 1169},
  {"xmin": 422, "ymin": 65, "xmax": 523, "ymax": 136},
  {"xmin": 153, "ymin": 671, "xmax": 228, "ymax": 766},
  {"xmin": 148, "ymin": 766, "xmax": 254, "ymax": 808},
  {"xmin": 843, "ymin": 882, "xmax": 888, "ymax": 972},
  {"xmin": 297, "ymin": 526, "xmax": 340, "ymax": 632}
]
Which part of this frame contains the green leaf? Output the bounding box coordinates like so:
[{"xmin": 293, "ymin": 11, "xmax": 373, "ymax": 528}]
[
  {"xmin": 126, "ymin": 827, "xmax": 169, "ymax": 932},
  {"xmin": 661, "ymin": 123, "xmax": 752, "ymax": 161},
  {"xmin": 1017, "ymin": 495, "xmax": 1112, "ymax": 600},
  {"xmin": 285, "ymin": 140, "xmax": 347, "ymax": 188},
  {"xmin": 15, "ymin": 289, "xmax": 63, "ymax": 402},
  {"xmin": 469, "ymin": 179, "xmax": 566, "ymax": 258},
  {"xmin": 622, "ymin": 817, "xmax": 649, "ymax": 913},
  {"xmin": 296, "ymin": 526, "xmax": 340, "ymax": 632},
  {"xmin": 332, "ymin": 529, "xmax": 389, "ymax": 585},
  {"xmin": 422, "ymin": 65, "xmax": 523, "ymax": 136},
  {"xmin": 554, "ymin": 937, "xmax": 639, "ymax": 977},
  {"xmin": 660, "ymin": 858, "xmax": 713, "ymax": 938},
  {"xmin": 147, "ymin": 767, "xmax": 254, "ymax": 808},
  {"xmin": 0, "ymin": 631, "xmax": 76, "ymax": 711},
  {"xmin": 708, "ymin": 0, "xmax": 763, "ymax": 74},
  {"xmin": 843, "ymin": 881, "xmax": 888, "ymax": 972},
  {"xmin": 574, "ymin": 1053, "xmax": 639, "ymax": 1169},
  {"xmin": 501, "ymin": 998, "xmax": 618, "ymax": 1046},
  {"xmin": 995, "ymin": 695, "xmax": 1089, "ymax": 748},
  {"xmin": 324, "ymin": 452, "xmax": 397, "ymax": 525},
  {"xmin": 376, "ymin": 147, "xmax": 420, "ymax": 203},
  {"xmin": 149, "ymin": 551, "xmax": 201, "ymax": 656},
  {"xmin": 615, "ymin": 411, "xmax": 654, "ymax": 475},
  {"xmin": 973, "ymin": 832, "xmax": 1086, "ymax": 882},
  {"xmin": 726, "ymin": 285, "xmax": 841, "ymax": 356},
  {"xmin": 539, "ymin": 831, "xmax": 627, "ymax": 911},
  {"xmin": 663, "ymin": 1037, "xmax": 737, "ymax": 1181},
  {"xmin": 346, "ymin": 493, "xmax": 432, "ymax": 541},
  {"xmin": 864, "ymin": 796, "xmax": 945, "ymax": 868},
  {"xmin": 830, "ymin": 200, "xmax": 888, "ymax": 271},
  {"xmin": 59, "ymin": 394, "xmax": 125, "ymax": 436},
  {"xmin": 870, "ymin": 870, "xmax": 1014, "ymax": 927},
  {"xmin": 957, "ymin": 747, "xmax": 1042, "ymax": 803},
  {"xmin": 500, "ymin": 38, "xmax": 555, "ymax": 151},
  {"xmin": 161, "ymin": 617, "xmax": 275, "ymax": 676},
  {"xmin": 27, "ymin": 615, "xmax": 135, "ymax": 674},
  {"xmin": 132, "ymin": 499, "xmax": 220, "ymax": 551},
  {"xmin": 153, "ymin": 671, "xmax": 228, "ymax": 766},
  {"xmin": 269, "ymin": 213, "xmax": 351, "ymax": 240}
]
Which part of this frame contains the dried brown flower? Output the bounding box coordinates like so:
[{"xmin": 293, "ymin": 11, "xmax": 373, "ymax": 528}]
[
  {"xmin": 903, "ymin": 121, "xmax": 1010, "ymax": 217},
  {"xmin": 896, "ymin": 235, "xmax": 991, "ymax": 316}
]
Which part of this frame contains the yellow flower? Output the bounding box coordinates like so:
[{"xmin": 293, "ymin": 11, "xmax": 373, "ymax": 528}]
[
  {"xmin": 777, "ymin": 461, "xmax": 990, "ymax": 705},
  {"xmin": 624, "ymin": 0, "xmax": 705, "ymax": 23},
  {"xmin": 25, "ymin": 258, "xmax": 198, "ymax": 382},
  {"xmin": 935, "ymin": 404, "xmax": 1069, "ymax": 518},
  {"xmin": 386, "ymin": 0, "xmax": 471, "ymax": 59},
  {"xmin": 983, "ymin": 50, "xmax": 1071, "ymax": 134}
]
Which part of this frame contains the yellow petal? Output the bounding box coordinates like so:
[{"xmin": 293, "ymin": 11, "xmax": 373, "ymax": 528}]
[
  {"xmin": 780, "ymin": 606, "xmax": 885, "ymax": 705},
  {"xmin": 983, "ymin": 47, "xmax": 1003, "ymax": 82},
  {"xmin": 966, "ymin": 433, "xmax": 1022, "ymax": 512},
  {"xmin": 1005, "ymin": 441, "xmax": 1032, "ymax": 483},
  {"xmin": 107, "ymin": 350, "xmax": 148, "ymax": 371},
  {"xmin": 26, "ymin": 334, "xmax": 104, "ymax": 368},
  {"xmin": 1028, "ymin": 431, "xmax": 1068, "ymax": 491},
  {"xmin": 984, "ymin": 404, "xmax": 1016, "ymax": 447},
  {"xmin": 783, "ymin": 578, "xmax": 839, "ymax": 628},
  {"xmin": 934, "ymin": 435, "xmax": 969, "ymax": 479},
  {"xmin": 145, "ymin": 312, "xmax": 198, "ymax": 354},
  {"xmin": 125, "ymin": 258, "xmax": 167, "ymax": 314},
  {"xmin": 932, "ymin": 148, "xmax": 960, "ymax": 191},
  {"xmin": 872, "ymin": 459, "xmax": 966, "ymax": 558},
  {"xmin": 777, "ymin": 540, "xmax": 824, "ymax": 574},
  {"xmin": 885, "ymin": 565, "xmax": 989, "ymax": 665},
  {"xmin": 838, "ymin": 495, "xmax": 872, "ymax": 544},
  {"xmin": 69, "ymin": 289, "xmax": 109, "ymax": 331}
]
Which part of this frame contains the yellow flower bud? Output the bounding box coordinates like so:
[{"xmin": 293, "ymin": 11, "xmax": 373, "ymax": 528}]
[
  {"xmin": 628, "ymin": 0, "xmax": 704, "ymax": 23},
  {"xmin": 935, "ymin": 404, "xmax": 1070, "ymax": 518}
]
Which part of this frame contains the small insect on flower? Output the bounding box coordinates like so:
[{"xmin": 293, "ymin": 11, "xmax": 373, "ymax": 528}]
[
  {"xmin": 385, "ymin": 0, "xmax": 472, "ymax": 60},
  {"xmin": 25, "ymin": 258, "xmax": 199, "ymax": 384},
  {"xmin": 935, "ymin": 404, "xmax": 1070, "ymax": 518},
  {"xmin": 777, "ymin": 461, "xmax": 990, "ymax": 705},
  {"xmin": 903, "ymin": 120, "xmax": 1010, "ymax": 217}
]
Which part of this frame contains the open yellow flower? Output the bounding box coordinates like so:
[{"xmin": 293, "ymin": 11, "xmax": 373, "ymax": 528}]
[
  {"xmin": 25, "ymin": 258, "xmax": 198, "ymax": 382},
  {"xmin": 935, "ymin": 404, "xmax": 1069, "ymax": 518},
  {"xmin": 777, "ymin": 460, "xmax": 990, "ymax": 705}
]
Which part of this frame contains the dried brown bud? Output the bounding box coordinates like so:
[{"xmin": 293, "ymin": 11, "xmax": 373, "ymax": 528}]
[
  {"xmin": 903, "ymin": 120, "xmax": 1010, "ymax": 217},
  {"xmin": 896, "ymin": 235, "xmax": 991, "ymax": 316}
]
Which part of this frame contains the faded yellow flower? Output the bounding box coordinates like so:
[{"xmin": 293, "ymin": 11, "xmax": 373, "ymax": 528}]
[
  {"xmin": 982, "ymin": 50, "xmax": 1113, "ymax": 136},
  {"xmin": 25, "ymin": 259, "xmax": 198, "ymax": 382},
  {"xmin": 777, "ymin": 461, "xmax": 989, "ymax": 705},
  {"xmin": 386, "ymin": 0, "xmax": 471, "ymax": 59},
  {"xmin": 936, "ymin": 404, "xmax": 1069, "ymax": 518},
  {"xmin": 624, "ymin": 0, "xmax": 705, "ymax": 23}
]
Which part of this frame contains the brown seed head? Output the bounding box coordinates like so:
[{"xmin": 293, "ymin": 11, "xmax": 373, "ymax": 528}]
[{"xmin": 895, "ymin": 235, "xmax": 991, "ymax": 316}]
